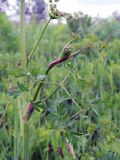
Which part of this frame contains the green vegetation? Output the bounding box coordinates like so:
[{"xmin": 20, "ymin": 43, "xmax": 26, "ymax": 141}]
[{"xmin": 0, "ymin": 2, "xmax": 120, "ymax": 160}]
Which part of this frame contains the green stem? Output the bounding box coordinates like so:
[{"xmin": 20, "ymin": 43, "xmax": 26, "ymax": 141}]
[
  {"xmin": 23, "ymin": 123, "xmax": 29, "ymax": 160},
  {"xmin": 62, "ymin": 85, "xmax": 80, "ymax": 109},
  {"xmin": 33, "ymin": 85, "xmax": 60, "ymax": 105},
  {"xmin": 27, "ymin": 18, "xmax": 51, "ymax": 64},
  {"xmin": 33, "ymin": 81, "xmax": 59, "ymax": 85},
  {"xmin": 33, "ymin": 72, "xmax": 70, "ymax": 104},
  {"xmin": 32, "ymin": 68, "xmax": 50, "ymax": 102},
  {"xmin": 20, "ymin": 0, "xmax": 26, "ymax": 67},
  {"xmin": 41, "ymin": 86, "xmax": 60, "ymax": 102}
]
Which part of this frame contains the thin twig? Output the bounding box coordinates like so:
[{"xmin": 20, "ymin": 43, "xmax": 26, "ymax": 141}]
[{"xmin": 69, "ymin": 44, "xmax": 92, "ymax": 58}]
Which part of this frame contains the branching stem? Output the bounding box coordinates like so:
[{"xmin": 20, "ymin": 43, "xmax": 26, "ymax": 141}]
[{"xmin": 33, "ymin": 72, "xmax": 70, "ymax": 104}]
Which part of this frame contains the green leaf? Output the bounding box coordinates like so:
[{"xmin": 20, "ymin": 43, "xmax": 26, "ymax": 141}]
[
  {"xmin": 77, "ymin": 75, "xmax": 89, "ymax": 84},
  {"xmin": 93, "ymin": 109, "xmax": 99, "ymax": 116},
  {"xmin": 90, "ymin": 98, "xmax": 106, "ymax": 104},
  {"xmin": 17, "ymin": 82, "xmax": 28, "ymax": 91},
  {"xmin": 66, "ymin": 62, "xmax": 73, "ymax": 70},
  {"xmin": 8, "ymin": 90, "xmax": 22, "ymax": 99},
  {"xmin": 71, "ymin": 131, "xmax": 83, "ymax": 136},
  {"xmin": 33, "ymin": 101, "xmax": 44, "ymax": 110},
  {"xmin": 34, "ymin": 106, "xmax": 40, "ymax": 112}
]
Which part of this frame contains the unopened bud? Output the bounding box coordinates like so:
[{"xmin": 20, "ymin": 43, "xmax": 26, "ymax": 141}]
[
  {"xmin": 71, "ymin": 32, "xmax": 80, "ymax": 39},
  {"xmin": 23, "ymin": 103, "xmax": 34, "ymax": 121},
  {"xmin": 58, "ymin": 147, "xmax": 64, "ymax": 158},
  {"xmin": 61, "ymin": 44, "xmax": 72, "ymax": 58},
  {"xmin": 66, "ymin": 139, "xmax": 76, "ymax": 159},
  {"xmin": 8, "ymin": 85, "xmax": 14, "ymax": 93}
]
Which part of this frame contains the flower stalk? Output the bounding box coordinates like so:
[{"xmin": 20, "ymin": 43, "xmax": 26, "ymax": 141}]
[
  {"xmin": 20, "ymin": 0, "xmax": 26, "ymax": 67},
  {"xmin": 27, "ymin": 18, "xmax": 51, "ymax": 65}
]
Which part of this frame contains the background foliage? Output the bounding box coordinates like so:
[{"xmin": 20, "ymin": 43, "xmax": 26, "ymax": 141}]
[{"xmin": 0, "ymin": 1, "xmax": 120, "ymax": 160}]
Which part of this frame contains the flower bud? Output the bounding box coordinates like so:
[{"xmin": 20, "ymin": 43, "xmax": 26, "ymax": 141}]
[
  {"xmin": 8, "ymin": 85, "xmax": 14, "ymax": 93},
  {"xmin": 61, "ymin": 44, "xmax": 72, "ymax": 58},
  {"xmin": 48, "ymin": 142, "xmax": 54, "ymax": 153},
  {"xmin": 58, "ymin": 147, "xmax": 64, "ymax": 158},
  {"xmin": 23, "ymin": 103, "xmax": 34, "ymax": 121},
  {"xmin": 66, "ymin": 139, "xmax": 76, "ymax": 159},
  {"xmin": 49, "ymin": 4, "xmax": 68, "ymax": 19},
  {"xmin": 71, "ymin": 32, "xmax": 80, "ymax": 39}
]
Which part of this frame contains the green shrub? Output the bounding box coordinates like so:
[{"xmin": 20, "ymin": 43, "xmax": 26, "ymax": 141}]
[{"xmin": 0, "ymin": 13, "xmax": 19, "ymax": 53}]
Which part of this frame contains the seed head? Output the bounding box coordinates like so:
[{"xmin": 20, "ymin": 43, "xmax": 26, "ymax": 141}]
[{"xmin": 49, "ymin": 3, "xmax": 69, "ymax": 19}]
